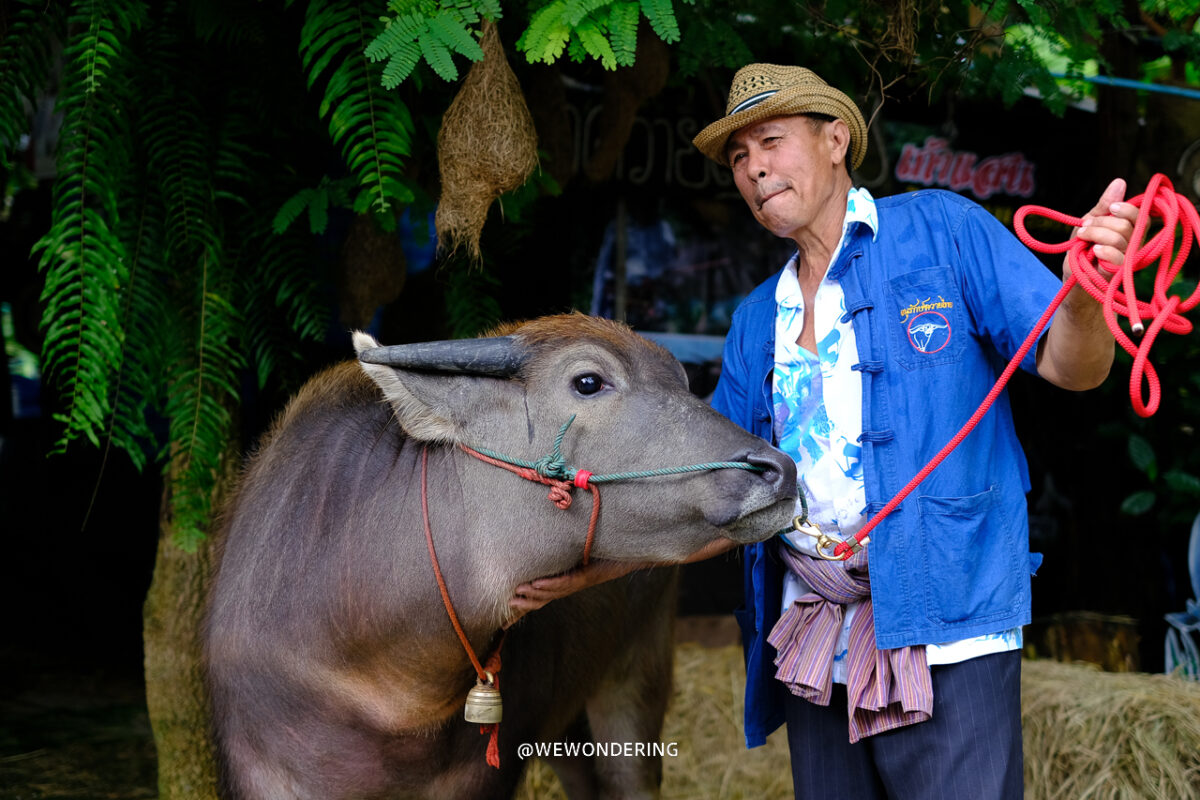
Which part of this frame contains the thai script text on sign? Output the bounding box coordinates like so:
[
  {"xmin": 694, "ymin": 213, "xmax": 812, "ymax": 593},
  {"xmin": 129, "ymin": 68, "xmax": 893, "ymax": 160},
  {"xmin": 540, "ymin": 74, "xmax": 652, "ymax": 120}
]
[{"xmin": 896, "ymin": 136, "xmax": 1036, "ymax": 200}]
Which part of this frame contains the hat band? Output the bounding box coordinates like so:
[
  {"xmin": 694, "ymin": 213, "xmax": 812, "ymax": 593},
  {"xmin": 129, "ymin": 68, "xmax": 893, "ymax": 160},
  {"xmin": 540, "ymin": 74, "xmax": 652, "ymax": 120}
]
[{"xmin": 728, "ymin": 90, "xmax": 778, "ymax": 115}]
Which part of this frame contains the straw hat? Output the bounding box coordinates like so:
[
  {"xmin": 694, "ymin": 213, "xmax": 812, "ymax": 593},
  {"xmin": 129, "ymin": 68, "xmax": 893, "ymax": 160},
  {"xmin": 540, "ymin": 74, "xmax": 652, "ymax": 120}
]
[{"xmin": 693, "ymin": 64, "xmax": 867, "ymax": 169}]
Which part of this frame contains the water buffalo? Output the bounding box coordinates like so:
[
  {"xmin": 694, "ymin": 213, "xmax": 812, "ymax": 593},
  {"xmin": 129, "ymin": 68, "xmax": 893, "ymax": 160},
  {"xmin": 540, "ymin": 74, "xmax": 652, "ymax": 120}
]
[{"xmin": 204, "ymin": 313, "xmax": 796, "ymax": 799}]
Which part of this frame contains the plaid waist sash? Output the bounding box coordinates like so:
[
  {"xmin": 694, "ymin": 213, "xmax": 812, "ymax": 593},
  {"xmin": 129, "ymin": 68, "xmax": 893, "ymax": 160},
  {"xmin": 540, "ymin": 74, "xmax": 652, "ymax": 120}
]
[{"xmin": 767, "ymin": 543, "xmax": 933, "ymax": 743}]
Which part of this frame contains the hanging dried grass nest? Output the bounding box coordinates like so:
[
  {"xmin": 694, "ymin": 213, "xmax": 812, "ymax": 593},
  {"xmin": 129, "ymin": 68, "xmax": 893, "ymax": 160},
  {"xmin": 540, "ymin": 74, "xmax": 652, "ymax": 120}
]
[{"xmin": 436, "ymin": 21, "xmax": 539, "ymax": 262}]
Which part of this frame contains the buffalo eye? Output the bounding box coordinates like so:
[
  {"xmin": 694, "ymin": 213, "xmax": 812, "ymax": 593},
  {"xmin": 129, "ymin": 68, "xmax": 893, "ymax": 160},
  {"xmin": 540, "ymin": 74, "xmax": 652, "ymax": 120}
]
[{"xmin": 572, "ymin": 373, "xmax": 606, "ymax": 396}]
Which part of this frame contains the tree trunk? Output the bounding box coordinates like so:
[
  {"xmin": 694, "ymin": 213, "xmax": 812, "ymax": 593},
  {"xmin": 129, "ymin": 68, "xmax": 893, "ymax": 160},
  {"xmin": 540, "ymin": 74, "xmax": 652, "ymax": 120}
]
[{"xmin": 142, "ymin": 491, "xmax": 221, "ymax": 800}]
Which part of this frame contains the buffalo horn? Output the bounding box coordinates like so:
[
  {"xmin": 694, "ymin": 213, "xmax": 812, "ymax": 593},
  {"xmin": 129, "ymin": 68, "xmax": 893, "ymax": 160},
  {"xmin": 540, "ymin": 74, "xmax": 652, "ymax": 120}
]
[{"xmin": 357, "ymin": 336, "xmax": 528, "ymax": 377}]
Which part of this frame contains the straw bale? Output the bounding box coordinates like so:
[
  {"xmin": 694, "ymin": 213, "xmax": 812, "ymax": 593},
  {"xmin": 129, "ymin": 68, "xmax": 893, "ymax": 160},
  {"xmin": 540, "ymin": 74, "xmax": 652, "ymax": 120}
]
[
  {"xmin": 435, "ymin": 20, "xmax": 539, "ymax": 262},
  {"xmin": 1022, "ymin": 659, "xmax": 1200, "ymax": 800}
]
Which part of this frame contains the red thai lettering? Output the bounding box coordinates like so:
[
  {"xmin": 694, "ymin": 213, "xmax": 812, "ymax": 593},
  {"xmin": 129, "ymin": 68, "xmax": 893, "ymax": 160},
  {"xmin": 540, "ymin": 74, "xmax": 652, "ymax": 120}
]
[{"xmin": 894, "ymin": 136, "xmax": 1037, "ymax": 200}]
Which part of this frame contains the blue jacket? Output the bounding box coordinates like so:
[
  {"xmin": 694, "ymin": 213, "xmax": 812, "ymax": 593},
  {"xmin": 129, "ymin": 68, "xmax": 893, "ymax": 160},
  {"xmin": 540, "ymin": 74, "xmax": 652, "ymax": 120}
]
[{"xmin": 711, "ymin": 189, "xmax": 1059, "ymax": 747}]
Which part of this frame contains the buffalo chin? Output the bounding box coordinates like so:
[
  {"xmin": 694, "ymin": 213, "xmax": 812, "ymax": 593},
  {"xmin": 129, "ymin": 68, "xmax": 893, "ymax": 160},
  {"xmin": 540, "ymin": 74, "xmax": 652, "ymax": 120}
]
[{"xmin": 714, "ymin": 495, "xmax": 795, "ymax": 545}]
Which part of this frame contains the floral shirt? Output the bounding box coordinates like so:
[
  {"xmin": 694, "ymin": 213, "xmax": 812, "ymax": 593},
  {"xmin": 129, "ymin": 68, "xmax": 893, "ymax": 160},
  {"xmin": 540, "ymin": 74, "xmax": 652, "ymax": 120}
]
[{"xmin": 772, "ymin": 187, "xmax": 1020, "ymax": 684}]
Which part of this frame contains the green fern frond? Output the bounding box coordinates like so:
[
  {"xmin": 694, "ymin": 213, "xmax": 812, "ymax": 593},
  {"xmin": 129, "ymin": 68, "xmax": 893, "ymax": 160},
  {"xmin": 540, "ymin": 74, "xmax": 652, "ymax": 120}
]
[
  {"xmin": 574, "ymin": 18, "xmax": 617, "ymax": 69},
  {"xmin": 32, "ymin": 0, "xmax": 145, "ymax": 457},
  {"xmin": 518, "ymin": 0, "xmax": 572, "ymax": 64},
  {"xmin": 164, "ymin": 248, "xmax": 245, "ymax": 549},
  {"xmin": 0, "ymin": 1, "xmax": 67, "ymax": 169},
  {"xmin": 142, "ymin": 99, "xmax": 221, "ymax": 260},
  {"xmin": 298, "ymin": 0, "xmax": 365, "ymax": 87},
  {"xmin": 428, "ymin": 10, "xmax": 485, "ymax": 60},
  {"xmin": 107, "ymin": 184, "xmax": 170, "ymax": 471},
  {"xmin": 132, "ymin": 4, "xmax": 243, "ymax": 545},
  {"xmin": 566, "ymin": 36, "xmax": 587, "ymax": 63},
  {"xmin": 189, "ymin": 0, "xmax": 268, "ymax": 47},
  {"xmin": 380, "ymin": 40, "xmax": 423, "ymax": 87},
  {"xmin": 307, "ymin": 186, "xmax": 331, "ymax": 234},
  {"xmin": 517, "ymin": 0, "xmax": 649, "ymax": 69},
  {"xmin": 365, "ymin": 13, "xmax": 428, "ymax": 66},
  {"xmin": 564, "ymin": 0, "xmax": 611, "ymax": 26},
  {"xmin": 242, "ymin": 226, "xmax": 333, "ymax": 390},
  {"xmin": 607, "ymin": 2, "xmax": 639, "ymax": 66},
  {"xmin": 639, "ymin": 0, "xmax": 680, "ymax": 43},
  {"xmin": 367, "ymin": 4, "xmax": 495, "ymax": 88},
  {"xmin": 274, "ymin": 187, "xmax": 320, "ymax": 233},
  {"xmin": 468, "ymin": 0, "xmax": 502, "ymax": 20},
  {"xmin": 301, "ymin": 0, "xmax": 416, "ymax": 221},
  {"xmin": 417, "ymin": 29, "xmax": 458, "ymax": 80}
]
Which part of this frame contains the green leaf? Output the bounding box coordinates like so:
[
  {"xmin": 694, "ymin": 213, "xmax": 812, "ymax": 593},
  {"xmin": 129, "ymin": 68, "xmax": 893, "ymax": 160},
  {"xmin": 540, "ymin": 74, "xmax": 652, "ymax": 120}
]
[
  {"xmin": 273, "ymin": 188, "xmax": 316, "ymax": 233},
  {"xmin": 608, "ymin": 2, "xmax": 639, "ymax": 66},
  {"xmin": 1164, "ymin": 470, "xmax": 1200, "ymax": 496},
  {"xmin": 428, "ymin": 11, "xmax": 484, "ymax": 61},
  {"xmin": 307, "ymin": 186, "xmax": 330, "ymax": 234},
  {"xmin": 639, "ymin": 0, "xmax": 680, "ymax": 43},
  {"xmin": 564, "ymin": 0, "xmax": 611, "ymax": 26},
  {"xmin": 381, "ymin": 41, "xmax": 422, "ymax": 88},
  {"xmin": 418, "ymin": 30, "xmax": 458, "ymax": 81},
  {"xmin": 518, "ymin": 1, "xmax": 571, "ymax": 64},
  {"xmin": 1120, "ymin": 490, "xmax": 1156, "ymax": 516},
  {"xmin": 575, "ymin": 19, "xmax": 617, "ymax": 69},
  {"xmin": 1128, "ymin": 434, "xmax": 1156, "ymax": 476}
]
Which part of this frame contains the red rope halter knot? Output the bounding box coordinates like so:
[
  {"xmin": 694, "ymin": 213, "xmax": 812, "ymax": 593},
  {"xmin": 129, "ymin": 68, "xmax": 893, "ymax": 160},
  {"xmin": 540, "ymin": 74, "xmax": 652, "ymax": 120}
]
[{"xmin": 458, "ymin": 443, "xmax": 600, "ymax": 565}]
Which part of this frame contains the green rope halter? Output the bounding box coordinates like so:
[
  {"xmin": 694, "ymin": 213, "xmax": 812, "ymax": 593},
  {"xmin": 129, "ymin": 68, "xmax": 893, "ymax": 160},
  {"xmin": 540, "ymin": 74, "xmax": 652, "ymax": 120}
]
[
  {"xmin": 465, "ymin": 415, "xmax": 766, "ymax": 485},
  {"xmin": 464, "ymin": 415, "xmax": 809, "ymax": 540}
]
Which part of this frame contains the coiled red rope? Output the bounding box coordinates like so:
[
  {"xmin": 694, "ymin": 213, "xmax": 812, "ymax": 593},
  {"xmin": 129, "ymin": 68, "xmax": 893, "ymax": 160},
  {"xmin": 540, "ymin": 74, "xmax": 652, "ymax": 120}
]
[
  {"xmin": 1017, "ymin": 173, "xmax": 1200, "ymax": 417},
  {"xmin": 832, "ymin": 174, "xmax": 1199, "ymax": 560}
]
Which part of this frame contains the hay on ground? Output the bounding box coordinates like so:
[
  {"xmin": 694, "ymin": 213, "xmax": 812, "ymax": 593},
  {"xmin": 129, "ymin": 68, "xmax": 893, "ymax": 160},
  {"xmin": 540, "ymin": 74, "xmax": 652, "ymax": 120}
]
[
  {"xmin": 516, "ymin": 642, "xmax": 792, "ymax": 800},
  {"xmin": 1022, "ymin": 658, "xmax": 1200, "ymax": 800},
  {"xmin": 518, "ymin": 644, "xmax": 1200, "ymax": 800}
]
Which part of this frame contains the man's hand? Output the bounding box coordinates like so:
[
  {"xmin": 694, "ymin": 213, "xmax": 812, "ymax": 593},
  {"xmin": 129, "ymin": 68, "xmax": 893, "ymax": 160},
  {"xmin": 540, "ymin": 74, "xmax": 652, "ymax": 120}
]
[
  {"xmin": 504, "ymin": 537, "xmax": 741, "ymax": 628},
  {"xmin": 1070, "ymin": 178, "xmax": 1138, "ymax": 274},
  {"xmin": 507, "ymin": 558, "xmax": 649, "ymax": 627},
  {"xmin": 1036, "ymin": 178, "xmax": 1137, "ymax": 391}
]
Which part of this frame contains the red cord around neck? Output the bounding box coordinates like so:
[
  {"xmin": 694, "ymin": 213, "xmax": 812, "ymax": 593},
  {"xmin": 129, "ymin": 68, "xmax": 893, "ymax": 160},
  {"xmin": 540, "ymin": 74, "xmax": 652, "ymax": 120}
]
[{"xmin": 420, "ymin": 446, "xmax": 505, "ymax": 768}]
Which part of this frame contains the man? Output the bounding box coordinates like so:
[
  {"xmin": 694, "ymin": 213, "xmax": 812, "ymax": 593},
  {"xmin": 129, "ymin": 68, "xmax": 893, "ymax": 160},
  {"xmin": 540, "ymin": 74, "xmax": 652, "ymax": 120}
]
[
  {"xmin": 511, "ymin": 63, "xmax": 1135, "ymax": 798},
  {"xmin": 687, "ymin": 63, "xmax": 1135, "ymax": 798}
]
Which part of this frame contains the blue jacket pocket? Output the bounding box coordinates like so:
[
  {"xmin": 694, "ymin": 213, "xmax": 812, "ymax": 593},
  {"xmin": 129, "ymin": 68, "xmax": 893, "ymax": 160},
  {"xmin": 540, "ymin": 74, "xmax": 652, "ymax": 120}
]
[{"xmin": 917, "ymin": 485, "xmax": 1023, "ymax": 625}]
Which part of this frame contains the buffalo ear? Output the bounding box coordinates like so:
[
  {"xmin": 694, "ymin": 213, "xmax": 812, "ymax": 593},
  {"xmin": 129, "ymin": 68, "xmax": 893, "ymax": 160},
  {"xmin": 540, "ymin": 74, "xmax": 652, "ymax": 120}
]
[{"xmin": 352, "ymin": 331, "xmax": 521, "ymax": 443}]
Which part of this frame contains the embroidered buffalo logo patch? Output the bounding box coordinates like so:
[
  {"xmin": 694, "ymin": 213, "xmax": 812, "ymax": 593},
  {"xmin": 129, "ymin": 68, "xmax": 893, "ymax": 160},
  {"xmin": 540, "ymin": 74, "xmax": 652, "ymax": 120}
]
[{"xmin": 900, "ymin": 297, "xmax": 954, "ymax": 355}]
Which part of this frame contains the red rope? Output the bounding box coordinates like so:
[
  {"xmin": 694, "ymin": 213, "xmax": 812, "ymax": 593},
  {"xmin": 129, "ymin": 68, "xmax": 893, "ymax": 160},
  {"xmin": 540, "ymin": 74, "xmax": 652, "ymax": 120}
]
[
  {"xmin": 420, "ymin": 443, "xmax": 606, "ymax": 767},
  {"xmin": 420, "ymin": 446, "xmax": 506, "ymax": 768},
  {"xmin": 833, "ymin": 174, "xmax": 1199, "ymax": 559}
]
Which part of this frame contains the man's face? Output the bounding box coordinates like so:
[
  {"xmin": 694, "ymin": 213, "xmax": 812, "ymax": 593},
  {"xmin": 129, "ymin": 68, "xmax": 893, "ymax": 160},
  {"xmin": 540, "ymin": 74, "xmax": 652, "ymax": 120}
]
[{"xmin": 725, "ymin": 115, "xmax": 848, "ymax": 241}]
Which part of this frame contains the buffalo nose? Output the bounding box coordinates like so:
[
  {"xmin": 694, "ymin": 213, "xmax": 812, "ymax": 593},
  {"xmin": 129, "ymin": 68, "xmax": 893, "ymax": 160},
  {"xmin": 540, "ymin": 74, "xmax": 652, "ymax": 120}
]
[{"xmin": 746, "ymin": 448, "xmax": 796, "ymax": 497}]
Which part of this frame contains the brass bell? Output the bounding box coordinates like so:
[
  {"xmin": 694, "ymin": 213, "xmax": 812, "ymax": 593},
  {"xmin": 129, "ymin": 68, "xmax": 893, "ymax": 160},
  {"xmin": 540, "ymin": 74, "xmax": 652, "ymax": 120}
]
[{"xmin": 464, "ymin": 672, "xmax": 502, "ymax": 724}]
